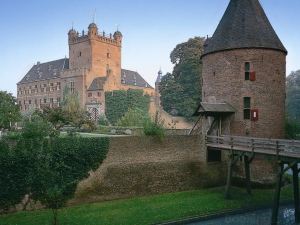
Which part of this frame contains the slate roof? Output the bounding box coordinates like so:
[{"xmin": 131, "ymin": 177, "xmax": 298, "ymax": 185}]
[
  {"xmin": 18, "ymin": 58, "xmax": 153, "ymax": 89},
  {"xmin": 121, "ymin": 69, "xmax": 152, "ymax": 88},
  {"xmin": 87, "ymin": 77, "xmax": 107, "ymax": 91},
  {"xmin": 203, "ymin": 0, "xmax": 287, "ymax": 57},
  {"xmin": 193, "ymin": 102, "xmax": 236, "ymax": 117},
  {"xmin": 18, "ymin": 58, "xmax": 69, "ymax": 84}
]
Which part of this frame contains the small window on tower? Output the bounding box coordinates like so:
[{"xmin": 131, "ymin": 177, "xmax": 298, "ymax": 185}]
[
  {"xmin": 88, "ymin": 93, "xmax": 92, "ymax": 97},
  {"xmin": 243, "ymin": 97, "xmax": 251, "ymax": 120},
  {"xmin": 79, "ymin": 52, "xmax": 82, "ymax": 57},
  {"xmin": 245, "ymin": 62, "xmax": 250, "ymax": 80},
  {"xmin": 107, "ymin": 52, "xmax": 111, "ymax": 58},
  {"xmin": 70, "ymin": 81, "xmax": 75, "ymax": 93}
]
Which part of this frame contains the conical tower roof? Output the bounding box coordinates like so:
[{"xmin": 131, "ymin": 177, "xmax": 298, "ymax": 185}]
[{"xmin": 203, "ymin": 0, "xmax": 287, "ymax": 56}]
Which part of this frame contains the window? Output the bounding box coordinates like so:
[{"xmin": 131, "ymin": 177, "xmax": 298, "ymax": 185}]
[
  {"xmin": 97, "ymin": 92, "xmax": 101, "ymax": 97},
  {"xmin": 50, "ymin": 98, "xmax": 53, "ymax": 103},
  {"xmin": 79, "ymin": 52, "xmax": 82, "ymax": 57},
  {"xmin": 207, "ymin": 148, "xmax": 222, "ymax": 162},
  {"xmin": 70, "ymin": 81, "xmax": 75, "ymax": 94},
  {"xmin": 44, "ymin": 98, "xmax": 47, "ymax": 103},
  {"xmin": 244, "ymin": 97, "xmax": 251, "ymax": 120},
  {"xmin": 29, "ymin": 100, "xmax": 31, "ymax": 105},
  {"xmin": 245, "ymin": 62, "xmax": 250, "ymax": 80},
  {"xmin": 88, "ymin": 92, "xmax": 92, "ymax": 97},
  {"xmin": 107, "ymin": 52, "xmax": 111, "ymax": 58}
]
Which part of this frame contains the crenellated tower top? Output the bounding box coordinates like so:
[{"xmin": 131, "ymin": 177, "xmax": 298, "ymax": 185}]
[{"xmin": 68, "ymin": 23, "xmax": 122, "ymax": 47}]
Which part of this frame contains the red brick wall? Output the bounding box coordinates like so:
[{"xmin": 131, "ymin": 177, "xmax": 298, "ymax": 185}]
[{"xmin": 202, "ymin": 49, "xmax": 286, "ymax": 138}]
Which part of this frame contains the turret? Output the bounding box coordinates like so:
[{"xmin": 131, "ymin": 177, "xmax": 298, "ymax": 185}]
[
  {"xmin": 88, "ymin": 23, "xmax": 98, "ymax": 37},
  {"xmin": 155, "ymin": 69, "xmax": 163, "ymax": 85},
  {"xmin": 113, "ymin": 30, "xmax": 123, "ymax": 43},
  {"xmin": 68, "ymin": 28, "xmax": 78, "ymax": 43}
]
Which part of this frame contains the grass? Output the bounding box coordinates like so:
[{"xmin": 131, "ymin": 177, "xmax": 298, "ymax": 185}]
[{"xmin": 0, "ymin": 186, "xmax": 293, "ymax": 225}]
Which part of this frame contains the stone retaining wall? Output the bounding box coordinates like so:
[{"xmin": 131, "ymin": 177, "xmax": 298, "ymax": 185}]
[{"xmin": 71, "ymin": 135, "xmax": 226, "ymax": 204}]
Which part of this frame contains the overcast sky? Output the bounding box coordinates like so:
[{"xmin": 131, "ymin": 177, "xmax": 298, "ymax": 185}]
[{"xmin": 0, "ymin": 0, "xmax": 299, "ymax": 95}]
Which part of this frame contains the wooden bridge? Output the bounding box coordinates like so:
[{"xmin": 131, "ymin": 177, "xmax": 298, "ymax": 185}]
[{"xmin": 206, "ymin": 135, "xmax": 300, "ymax": 225}]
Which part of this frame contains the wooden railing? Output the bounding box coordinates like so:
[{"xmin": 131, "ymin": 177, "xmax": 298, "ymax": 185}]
[{"xmin": 206, "ymin": 135, "xmax": 300, "ymax": 158}]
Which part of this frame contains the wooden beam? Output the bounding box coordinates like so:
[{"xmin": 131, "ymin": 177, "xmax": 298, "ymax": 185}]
[
  {"xmin": 225, "ymin": 154, "xmax": 233, "ymax": 199},
  {"xmin": 292, "ymin": 164, "xmax": 300, "ymax": 223},
  {"xmin": 271, "ymin": 162, "xmax": 284, "ymax": 225},
  {"xmin": 244, "ymin": 155, "xmax": 252, "ymax": 195}
]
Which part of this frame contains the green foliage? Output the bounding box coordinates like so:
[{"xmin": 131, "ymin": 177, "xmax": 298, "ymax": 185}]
[
  {"xmin": 98, "ymin": 115, "xmax": 109, "ymax": 126},
  {"xmin": 285, "ymin": 119, "xmax": 300, "ymax": 140},
  {"xmin": 36, "ymin": 106, "xmax": 66, "ymax": 130},
  {"xmin": 117, "ymin": 108, "xmax": 148, "ymax": 127},
  {"xmin": 286, "ymin": 70, "xmax": 300, "ymax": 123},
  {"xmin": 105, "ymin": 89, "xmax": 150, "ymax": 125},
  {"xmin": 0, "ymin": 140, "xmax": 30, "ymax": 212},
  {"xmin": 28, "ymin": 137, "xmax": 109, "ymax": 224},
  {"xmin": 143, "ymin": 112, "xmax": 165, "ymax": 140},
  {"xmin": 0, "ymin": 136, "xmax": 109, "ymax": 225},
  {"xmin": 36, "ymin": 87, "xmax": 96, "ymax": 132},
  {"xmin": 21, "ymin": 115, "xmax": 58, "ymax": 139},
  {"xmin": 160, "ymin": 37, "xmax": 205, "ymax": 118},
  {"xmin": 0, "ymin": 91, "xmax": 21, "ymax": 129}
]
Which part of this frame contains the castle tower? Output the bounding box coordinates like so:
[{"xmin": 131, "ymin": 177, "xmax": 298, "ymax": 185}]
[
  {"xmin": 155, "ymin": 69, "xmax": 163, "ymax": 107},
  {"xmin": 201, "ymin": 0, "xmax": 287, "ymax": 138},
  {"xmin": 67, "ymin": 22, "xmax": 122, "ymax": 90}
]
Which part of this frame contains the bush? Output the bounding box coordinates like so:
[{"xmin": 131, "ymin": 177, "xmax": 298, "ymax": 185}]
[
  {"xmin": 117, "ymin": 108, "xmax": 148, "ymax": 127},
  {"xmin": 22, "ymin": 115, "xmax": 59, "ymax": 139},
  {"xmin": 285, "ymin": 119, "xmax": 300, "ymax": 139},
  {"xmin": 143, "ymin": 112, "xmax": 165, "ymax": 140},
  {"xmin": 98, "ymin": 115, "xmax": 109, "ymax": 126}
]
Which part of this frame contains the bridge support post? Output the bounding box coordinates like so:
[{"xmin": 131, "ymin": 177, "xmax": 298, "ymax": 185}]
[
  {"xmin": 292, "ymin": 164, "xmax": 300, "ymax": 223},
  {"xmin": 244, "ymin": 155, "xmax": 251, "ymax": 195},
  {"xmin": 225, "ymin": 154, "xmax": 233, "ymax": 199},
  {"xmin": 271, "ymin": 162, "xmax": 284, "ymax": 225}
]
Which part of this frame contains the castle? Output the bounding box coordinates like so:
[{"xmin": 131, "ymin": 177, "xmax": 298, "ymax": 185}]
[
  {"xmin": 197, "ymin": 0, "xmax": 287, "ymax": 138},
  {"xmin": 17, "ymin": 22, "xmax": 155, "ymax": 120}
]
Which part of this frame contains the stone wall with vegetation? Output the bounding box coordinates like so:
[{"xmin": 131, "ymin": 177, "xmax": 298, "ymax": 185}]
[{"xmin": 72, "ymin": 135, "xmax": 226, "ymax": 204}]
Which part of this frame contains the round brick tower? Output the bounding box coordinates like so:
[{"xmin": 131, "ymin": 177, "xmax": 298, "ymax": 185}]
[{"xmin": 201, "ymin": 0, "xmax": 287, "ymax": 138}]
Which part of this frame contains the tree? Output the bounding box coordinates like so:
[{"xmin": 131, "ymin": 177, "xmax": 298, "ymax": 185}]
[
  {"xmin": 0, "ymin": 91, "xmax": 21, "ymax": 129},
  {"xmin": 286, "ymin": 70, "xmax": 300, "ymax": 123},
  {"xmin": 160, "ymin": 37, "xmax": 205, "ymax": 118},
  {"xmin": 28, "ymin": 137, "xmax": 109, "ymax": 225}
]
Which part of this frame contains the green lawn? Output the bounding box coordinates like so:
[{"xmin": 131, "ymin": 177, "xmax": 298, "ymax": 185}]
[{"xmin": 0, "ymin": 186, "xmax": 293, "ymax": 225}]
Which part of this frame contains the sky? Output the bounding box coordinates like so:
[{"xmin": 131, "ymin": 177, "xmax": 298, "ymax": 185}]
[{"xmin": 0, "ymin": 0, "xmax": 299, "ymax": 96}]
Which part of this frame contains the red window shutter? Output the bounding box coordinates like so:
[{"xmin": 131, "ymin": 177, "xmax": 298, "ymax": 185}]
[
  {"xmin": 251, "ymin": 109, "xmax": 259, "ymax": 122},
  {"xmin": 250, "ymin": 72, "xmax": 256, "ymax": 81}
]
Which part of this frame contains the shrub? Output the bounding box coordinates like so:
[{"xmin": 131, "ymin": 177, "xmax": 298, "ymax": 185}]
[
  {"xmin": 117, "ymin": 108, "xmax": 148, "ymax": 127},
  {"xmin": 98, "ymin": 115, "xmax": 109, "ymax": 126},
  {"xmin": 21, "ymin": 115, "xmax": 58, "ymax": 139},
  {"xmin": 285, "ymin": 119, "xmax": 300, "ymax": 140},
  {"xmin": 143, "ymin": 112, "xmax": 165, "ymax": 140}
]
